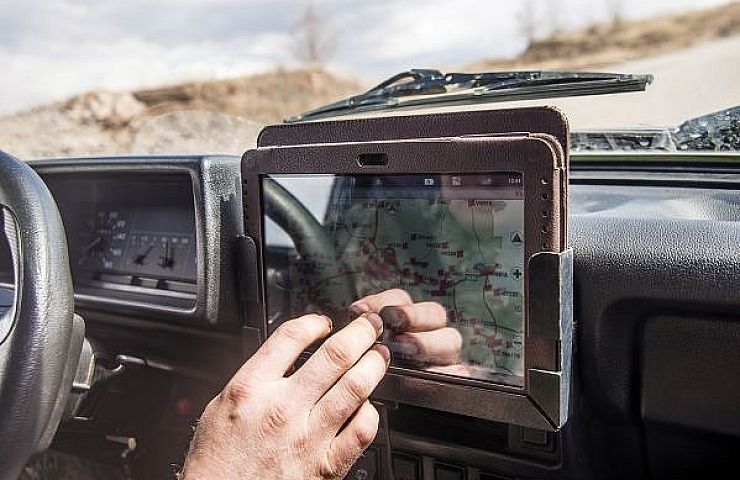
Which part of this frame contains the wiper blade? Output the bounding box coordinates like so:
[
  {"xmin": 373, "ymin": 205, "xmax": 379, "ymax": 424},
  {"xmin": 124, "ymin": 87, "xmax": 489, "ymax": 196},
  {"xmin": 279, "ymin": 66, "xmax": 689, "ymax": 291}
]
[
  {"xmin": 287, "ymin": 69, "xmax": 654, "ymax": 123},
  {"xmin": 445, "ymin": 70, "xmax": 652, "ymax": 91},
  {"xmin": 287, "ymin": 69, "xmax": 444, "ymax": 122}
]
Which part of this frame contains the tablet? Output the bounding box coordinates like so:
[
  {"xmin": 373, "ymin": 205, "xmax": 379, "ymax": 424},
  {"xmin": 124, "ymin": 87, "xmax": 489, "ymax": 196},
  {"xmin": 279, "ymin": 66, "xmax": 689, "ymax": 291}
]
[
  {"xmin": 242, "ymin": 135, "xmax": 570, "ymax": 429},
  {"xmin": 257, "ymin": 106, "xmax": 570, "ymax": 250}
]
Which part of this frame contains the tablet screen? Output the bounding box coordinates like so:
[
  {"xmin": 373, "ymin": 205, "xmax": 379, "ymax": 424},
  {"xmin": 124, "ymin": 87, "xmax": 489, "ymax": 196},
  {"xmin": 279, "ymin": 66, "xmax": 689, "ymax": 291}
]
[{"xmin": 262, "ymin": 173, "xmax": 525, "ymax": 385}]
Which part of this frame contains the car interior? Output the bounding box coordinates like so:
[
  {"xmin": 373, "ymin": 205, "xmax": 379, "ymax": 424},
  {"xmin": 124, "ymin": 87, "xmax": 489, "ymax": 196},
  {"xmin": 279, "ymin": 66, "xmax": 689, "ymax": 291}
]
[
  {"xmin": 3, "ymin": 1, "xmax": 740, "ymax": 474},
  {"xmin": 1, "ymin": 83, "xmax": 739, "ymax": 480}
]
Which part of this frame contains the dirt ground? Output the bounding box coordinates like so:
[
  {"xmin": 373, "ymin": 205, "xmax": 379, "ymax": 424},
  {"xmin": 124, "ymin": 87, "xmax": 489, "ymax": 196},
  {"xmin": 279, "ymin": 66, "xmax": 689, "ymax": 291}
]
[
  {"xmin": 0, "ymin": 68, "xmax": 361, "ymax": 159},
  {"xmin": 1, "ymin": 2, "xmax": 739, "ymax": 159}
]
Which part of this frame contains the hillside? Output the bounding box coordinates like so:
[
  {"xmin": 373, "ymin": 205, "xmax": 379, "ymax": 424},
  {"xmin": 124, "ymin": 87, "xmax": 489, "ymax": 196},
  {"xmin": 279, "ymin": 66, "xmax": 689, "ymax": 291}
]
[
  {"xmin": 467, "ymin": 1, "xmax": 740, "ymax": 71},
  {"xmin": 130, "ymin": 68, "xmax": 362, "ymax": 124},
  {"xmin": 0, "ymin": 68, "xmax": 362, "ymax": 158},
  {"xmin": 1, "ymin": 2, "xmax": 739, "ymax": 158}
]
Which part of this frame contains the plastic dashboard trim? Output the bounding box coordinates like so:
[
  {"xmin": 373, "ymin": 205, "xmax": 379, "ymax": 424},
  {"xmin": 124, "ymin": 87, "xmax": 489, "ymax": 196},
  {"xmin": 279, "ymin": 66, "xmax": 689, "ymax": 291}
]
[{"xmin": 25, "ymin": 155, "xmax": 244, "ymax": 329}]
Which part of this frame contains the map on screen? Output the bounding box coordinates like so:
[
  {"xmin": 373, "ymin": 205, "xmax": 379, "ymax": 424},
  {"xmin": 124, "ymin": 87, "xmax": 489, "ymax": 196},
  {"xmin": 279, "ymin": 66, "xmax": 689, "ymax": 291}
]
[{"xmin": 263, "ymin": 173, "xmax": 526, "ymax": 384}]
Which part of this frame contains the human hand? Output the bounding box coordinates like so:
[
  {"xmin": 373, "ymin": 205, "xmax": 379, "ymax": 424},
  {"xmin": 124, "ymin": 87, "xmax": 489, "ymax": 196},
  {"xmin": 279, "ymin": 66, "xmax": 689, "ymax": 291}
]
[
  {"xmin": 349, "ymin": 289, "xmax": 463, "ymax": 368},
  {"xmin": 180, "ymin": 312, "xmax": 390, "ymax": 480}
]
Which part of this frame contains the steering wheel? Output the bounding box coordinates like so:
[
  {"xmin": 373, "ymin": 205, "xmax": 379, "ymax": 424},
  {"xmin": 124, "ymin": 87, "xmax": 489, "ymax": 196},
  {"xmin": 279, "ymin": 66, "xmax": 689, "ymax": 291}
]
[
  {"xmin": 0, "ymin": 151, "xmax": 83, "ymax": 479},
  {"xmin": 263, "ymin": 177, "xmax": 357, "ymax": 314}
]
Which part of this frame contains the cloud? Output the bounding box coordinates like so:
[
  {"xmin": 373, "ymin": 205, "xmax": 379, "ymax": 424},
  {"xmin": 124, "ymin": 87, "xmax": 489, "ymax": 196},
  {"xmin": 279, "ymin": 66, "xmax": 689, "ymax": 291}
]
[
  {"xmin": 0, "ymin": 0, "xmax": 736, "ymax": 113},
  {"xmin": 0, "ymin": 0, "xmax": 297, "ymax": 113},
  {"xmin": 0, "ymin": 33, "xmax": 290, "ymax": 113}
]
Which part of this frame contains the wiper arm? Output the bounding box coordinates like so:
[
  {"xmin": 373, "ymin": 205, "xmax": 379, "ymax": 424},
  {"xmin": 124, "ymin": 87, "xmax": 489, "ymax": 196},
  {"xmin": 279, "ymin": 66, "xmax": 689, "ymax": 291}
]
[
  {"xmin": 287, "ymin": 69, "xmax": 446, "ymax": 122},
  {"xmin": 444, "ymin": 71, "xmax": 652, "ymax": 91},
  {"xmin": 287, "ymin": 69, "xmax": 654, "ymax": 123}
]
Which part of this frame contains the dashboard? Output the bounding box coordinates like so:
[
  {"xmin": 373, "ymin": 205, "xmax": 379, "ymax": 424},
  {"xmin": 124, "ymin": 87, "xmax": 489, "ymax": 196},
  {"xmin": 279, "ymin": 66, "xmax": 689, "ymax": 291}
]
[
  {"xmin": 48, "ymin": 174, "xmax": 198, "ymax": 305},
  {"xmin": 1, "ymin": 156, "xmax": 244, "ymax": 328},
  {"xmin": 1, "ymin": 153, "xmax": 739, "ymax": 480}
]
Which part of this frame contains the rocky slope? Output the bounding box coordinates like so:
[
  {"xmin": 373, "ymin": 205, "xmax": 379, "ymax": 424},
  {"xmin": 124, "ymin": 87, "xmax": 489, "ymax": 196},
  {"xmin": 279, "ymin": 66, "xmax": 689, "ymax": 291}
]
[
  {"xmin": 467, "ymin": 1, "xmax": 740, "ymax": 71},
  {"xmin": 0, "ymin": 68, "xmax": 362, "ymax": 158}
]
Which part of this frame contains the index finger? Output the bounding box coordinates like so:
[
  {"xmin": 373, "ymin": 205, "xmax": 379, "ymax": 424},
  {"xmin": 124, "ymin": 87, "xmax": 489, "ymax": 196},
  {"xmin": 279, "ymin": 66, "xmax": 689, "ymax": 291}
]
[
  {"xmin": 380, "ymin": 301, "xmax": 447, "ymax": 333},
  {"xmin": 349, "ymin": 288, "xmax": 413, "ymax": 316},
  {"xmin": 231, "ymin": 314, "xmax": 332, "ymax": 384},
  {"xmin": 292, "ymin": 313, "xmax": 384, "ymax": 401}
]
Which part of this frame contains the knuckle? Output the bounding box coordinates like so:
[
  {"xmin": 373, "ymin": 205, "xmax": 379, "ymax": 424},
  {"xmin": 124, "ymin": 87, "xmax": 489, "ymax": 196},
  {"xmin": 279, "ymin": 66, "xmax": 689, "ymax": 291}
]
[
  {"xmin": 220, "ymin": 379, "xmax": 252, "ymax": 405},
  {"xmin": 261, "ymin": 401, "xmax": 291, "ymax": 434},
  {"xmin": 354, "ymin": 412, "xmax": 379, "ymax": 447},
  {"xmin": 322, "ymin": 339, "xmax": 355, "ymax": 370},
  {"xmin": 343, "ymin": 374, "xmax": 371, "ymax": 404},
  {"xmin": 275, "ymin": 319, "xmax": 309, "ymax": 343},
  {"xmin": 317, "ymin": 457, "xmax": 344, "ymax": 480}
]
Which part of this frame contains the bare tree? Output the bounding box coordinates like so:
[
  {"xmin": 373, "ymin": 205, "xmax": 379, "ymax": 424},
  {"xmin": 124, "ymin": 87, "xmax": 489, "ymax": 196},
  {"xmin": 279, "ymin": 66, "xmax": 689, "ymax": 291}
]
[
  {"xmin": 605, "ymin": 0, "xmax": 624, "ymax": 27},
  {"xmin": 517, "ymin": 0, "xmax": 538, "ymax": 48},
  {"xmin": 291, "ymin": 2, "xmax": 336, "ymax": 66}
]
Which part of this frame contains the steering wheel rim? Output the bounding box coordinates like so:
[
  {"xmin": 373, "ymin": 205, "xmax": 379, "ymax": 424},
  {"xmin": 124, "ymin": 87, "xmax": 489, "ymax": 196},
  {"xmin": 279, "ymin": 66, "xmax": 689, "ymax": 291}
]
[
  {"xmin": 263, "ymin": 177, "xmax": 357, "ymax": 315},
  {"xmin": 0, "ymin": 151, "xmax": 79, "ymax": 479}
]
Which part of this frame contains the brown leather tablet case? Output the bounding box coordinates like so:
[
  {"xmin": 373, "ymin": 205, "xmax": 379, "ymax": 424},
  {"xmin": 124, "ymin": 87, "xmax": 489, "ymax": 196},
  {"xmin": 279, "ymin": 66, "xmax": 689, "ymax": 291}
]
[
  {"xmin": 257, "ymin": 106, "xmax": 569, "ymax": 153},
  {"xmin": 245, "ymin": 135, "xmax": 564, "ymax": 257},
  {"xmin": 253, "ymin": 106, "xmax": 569, "ymax": 249},
  {"xmin": 242, "ymin": 110, "xmax": 573, "ymax": 428}
]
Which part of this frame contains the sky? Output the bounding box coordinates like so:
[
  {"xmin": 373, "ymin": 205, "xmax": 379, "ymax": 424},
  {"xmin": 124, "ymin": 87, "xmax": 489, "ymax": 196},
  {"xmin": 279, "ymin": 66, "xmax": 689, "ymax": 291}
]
[{"xmin": 0, "ymin": 0, "xmax": 735, "ymax": 114}]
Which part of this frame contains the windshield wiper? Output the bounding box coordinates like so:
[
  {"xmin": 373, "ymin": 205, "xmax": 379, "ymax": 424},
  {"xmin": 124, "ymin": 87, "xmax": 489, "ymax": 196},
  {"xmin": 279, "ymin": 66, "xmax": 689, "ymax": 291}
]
[{"xmin": 288, "ymin": 69, "xmax": 653, "ymax": 123}]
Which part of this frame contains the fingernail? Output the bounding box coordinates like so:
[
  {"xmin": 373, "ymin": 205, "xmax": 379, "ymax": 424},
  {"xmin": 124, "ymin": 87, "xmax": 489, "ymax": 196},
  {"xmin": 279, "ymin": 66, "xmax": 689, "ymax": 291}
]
[
  {"xmin": 391, "ymin": 336, "xmax": 419, "ymax": 357},
  {"xmin": 349, "ymin": 303, "xmax": 370, "ymax": 317},
  {"xmin": 322, "ymin": 315, "xmax": 333, "ymax": 331},
  {"xmin": 374, "ymin": 343, "xmax": 391, "ymax": 363},
  {"xmin": 380, "ymin": 306, "xmax": 407, "ymax": 332},
  {"xmin": 364, "ymin": 312, "xmax": 383, "ymax": 334}
]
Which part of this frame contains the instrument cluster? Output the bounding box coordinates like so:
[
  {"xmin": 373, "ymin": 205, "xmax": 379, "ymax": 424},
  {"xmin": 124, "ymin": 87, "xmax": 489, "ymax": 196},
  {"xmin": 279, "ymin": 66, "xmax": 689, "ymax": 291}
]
[{"xmin": 45, "ymin": 173, "xmax": 197, "ymax": 298}]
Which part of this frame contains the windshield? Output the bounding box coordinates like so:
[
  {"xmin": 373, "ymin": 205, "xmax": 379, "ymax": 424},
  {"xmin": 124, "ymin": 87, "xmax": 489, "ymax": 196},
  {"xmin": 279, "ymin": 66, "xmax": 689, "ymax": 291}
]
[{"xmin": 1, "ymin": 0, "xmax": 739, "ymax": 158}]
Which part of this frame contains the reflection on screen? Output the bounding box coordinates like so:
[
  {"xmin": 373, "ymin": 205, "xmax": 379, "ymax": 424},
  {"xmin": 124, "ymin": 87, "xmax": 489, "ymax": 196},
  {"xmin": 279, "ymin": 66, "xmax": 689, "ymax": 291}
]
[{"xmin": 263, "ymin": 173, "xmax": 525, "ymax": 386}]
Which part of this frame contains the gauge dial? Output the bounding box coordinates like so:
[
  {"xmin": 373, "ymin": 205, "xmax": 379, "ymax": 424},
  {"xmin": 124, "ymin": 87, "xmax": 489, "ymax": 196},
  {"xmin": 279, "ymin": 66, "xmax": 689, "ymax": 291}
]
[
  {"xmin": 126, "ymin": 233, "xmax": 193, "ymax": 274},
  {"xmin": 78, "ymin": 210, "xmax": 128, "ymax": 271}
]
